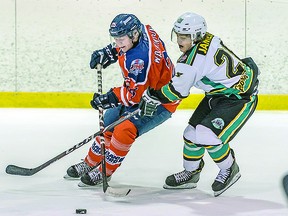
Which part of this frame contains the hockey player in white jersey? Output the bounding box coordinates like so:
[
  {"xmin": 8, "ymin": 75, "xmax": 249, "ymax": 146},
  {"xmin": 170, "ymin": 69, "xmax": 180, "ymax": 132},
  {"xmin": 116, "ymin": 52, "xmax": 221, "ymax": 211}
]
[{"xmin": 139, "ymin": 12, "xmax": 259, "ymax": 196}]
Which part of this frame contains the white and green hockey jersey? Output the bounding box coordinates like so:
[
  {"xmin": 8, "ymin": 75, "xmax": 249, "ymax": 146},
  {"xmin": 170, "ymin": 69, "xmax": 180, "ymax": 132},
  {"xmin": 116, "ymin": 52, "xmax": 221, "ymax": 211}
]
[{"xmin": 154, "ymin": 32, "xmax": 259, "ymax": 103}]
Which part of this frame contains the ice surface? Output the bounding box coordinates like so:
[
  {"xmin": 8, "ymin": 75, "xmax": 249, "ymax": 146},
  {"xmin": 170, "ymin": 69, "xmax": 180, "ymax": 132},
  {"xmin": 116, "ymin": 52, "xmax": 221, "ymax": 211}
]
[{"xmin": 1, "ymin": 109, "xmax": 288, "ymax": 216}]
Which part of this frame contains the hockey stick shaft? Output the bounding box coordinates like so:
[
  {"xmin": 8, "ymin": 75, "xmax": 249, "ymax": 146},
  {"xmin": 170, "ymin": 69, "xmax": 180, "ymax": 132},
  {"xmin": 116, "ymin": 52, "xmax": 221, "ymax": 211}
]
[
  {"xmin": 5, "ymin": 109, "xmax": 139, "ymax": 176},
  {"xmin": 96, "ymin": 64, "xmax": 110, "ymax": 193},
  {"xmin": 94, "ymin": 58, "xmax": 131, "ymax": 197}
]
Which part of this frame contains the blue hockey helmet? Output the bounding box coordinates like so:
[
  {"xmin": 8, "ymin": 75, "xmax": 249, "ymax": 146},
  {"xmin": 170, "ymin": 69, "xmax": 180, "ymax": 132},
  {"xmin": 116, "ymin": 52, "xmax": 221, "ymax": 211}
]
[{"xmin": 109, "ymin": 14, "xmax": 142, "ymax": 38}]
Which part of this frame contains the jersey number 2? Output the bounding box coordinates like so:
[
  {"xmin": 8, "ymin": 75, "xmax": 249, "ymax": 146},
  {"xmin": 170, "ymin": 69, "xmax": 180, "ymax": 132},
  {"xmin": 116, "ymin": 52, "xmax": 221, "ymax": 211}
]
[{"xmin": 214, "ymin": 48, "xmax": 244, "ymax": 78}]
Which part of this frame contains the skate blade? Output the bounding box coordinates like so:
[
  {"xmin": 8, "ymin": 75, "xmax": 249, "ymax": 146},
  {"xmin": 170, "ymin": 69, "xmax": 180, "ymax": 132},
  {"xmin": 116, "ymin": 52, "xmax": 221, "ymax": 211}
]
[
  {"xmin": 214, "ymin": 172, "xmax": 241, "ymax": 197},
  {"xmin": 163, "ymin": 183, "xmax": 197, "ymax": 189},
  {"xmin": 63, "ymin": 174, "xmax": 80, "ymax": 180}
]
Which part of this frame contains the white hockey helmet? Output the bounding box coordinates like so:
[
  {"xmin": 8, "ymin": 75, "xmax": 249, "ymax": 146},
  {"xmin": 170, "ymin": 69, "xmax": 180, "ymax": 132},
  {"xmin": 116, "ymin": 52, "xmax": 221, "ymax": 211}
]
[{"xmin": 172, "ymin": 12, "xmax": 207, "ymax": 44}]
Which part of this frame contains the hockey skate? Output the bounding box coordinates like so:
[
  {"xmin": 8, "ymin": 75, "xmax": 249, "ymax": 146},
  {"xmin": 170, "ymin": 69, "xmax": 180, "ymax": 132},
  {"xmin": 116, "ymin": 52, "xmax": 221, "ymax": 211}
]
[
  {"xmin": 163, "ymin": 159, "xmax": 204, "ymax": 189},
  {"xmin": 78, "ymin": 168, "xmax": 112, "ymax": 187},
  {"xmin": 63, "ymin": 161, "xmax": 94, "ymax": 180},
  {"xmin": 212, "ymin": 159, "xmax": 241, "ymax": 197}
]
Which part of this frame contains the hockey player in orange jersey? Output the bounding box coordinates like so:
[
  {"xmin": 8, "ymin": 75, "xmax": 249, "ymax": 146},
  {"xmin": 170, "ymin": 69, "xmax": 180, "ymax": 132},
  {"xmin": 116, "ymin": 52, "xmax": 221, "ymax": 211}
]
[{"xmin": 64, "ymin": 13, "xmax": 179, "ymax": 186}]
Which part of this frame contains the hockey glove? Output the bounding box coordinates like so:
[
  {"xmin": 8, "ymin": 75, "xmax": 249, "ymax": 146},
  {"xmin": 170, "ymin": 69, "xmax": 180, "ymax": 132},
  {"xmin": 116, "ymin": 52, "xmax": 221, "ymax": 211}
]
[
  {"xmin": 139, "ymin": 88, "xmax": 161, "ymax": 117},
  {"xmin": 90, "ymin": 44, "xmax": 118, "ymax": 69},
  {"xmin": 90, "ymin": 89, "xmax": 119, "ymax": 110}
]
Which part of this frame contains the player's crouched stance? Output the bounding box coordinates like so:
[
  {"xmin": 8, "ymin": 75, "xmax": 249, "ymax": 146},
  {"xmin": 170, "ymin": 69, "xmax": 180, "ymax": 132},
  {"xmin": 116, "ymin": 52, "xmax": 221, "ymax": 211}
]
[
  {"xmin": 64, "ymin": 13, "xmax": 178, "ymax": 187},
  {"xmin": 139, "ymin": 12, "xmax": 259, "ymax": 197}
]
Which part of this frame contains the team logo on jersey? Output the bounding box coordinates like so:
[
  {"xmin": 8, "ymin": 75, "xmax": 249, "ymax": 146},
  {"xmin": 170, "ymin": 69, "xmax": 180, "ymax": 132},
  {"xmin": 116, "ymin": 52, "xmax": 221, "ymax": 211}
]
[
  {"xmin": 129, "ymin": 59, "xmax": 144, "ymax": 76},
  {"xmin": 211, "ymin": 118, "xmax": 225, "ymax": 130},
  {"xmin": 175, "ymin": 72, "xmax": 183, "ymax": 77}
]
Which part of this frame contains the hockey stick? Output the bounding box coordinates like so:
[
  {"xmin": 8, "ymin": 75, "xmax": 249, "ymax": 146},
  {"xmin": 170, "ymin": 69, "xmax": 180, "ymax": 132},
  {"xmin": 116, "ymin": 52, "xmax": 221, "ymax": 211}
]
[
  {"xmin": 96, "ymin": 64, "xmax": 131, "ymax": 197},
  {"xmin": 96, "ymin": 64, "xmax": 108, "ymax": 192},
  {"xmin": 5, "ymin": 109, "xmax": 139, "ymax": 177}
]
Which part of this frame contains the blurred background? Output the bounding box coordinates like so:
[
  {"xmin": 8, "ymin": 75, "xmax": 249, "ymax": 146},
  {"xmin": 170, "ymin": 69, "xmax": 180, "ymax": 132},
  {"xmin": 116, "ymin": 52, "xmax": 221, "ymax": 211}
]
[{"xmin": 0, "ymin": 0, "xmax": 287, "ymax": 109}]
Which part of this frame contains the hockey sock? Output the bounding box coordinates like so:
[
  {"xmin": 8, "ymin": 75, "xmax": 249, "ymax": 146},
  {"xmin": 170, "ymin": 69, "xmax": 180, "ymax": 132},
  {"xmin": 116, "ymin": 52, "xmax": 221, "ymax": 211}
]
[
  {"xmin": 85, "ymin": 131, "xmax": 113, "ymax": 167},
  {"xmin": 183, "ymin": 138, "xmax": 205, "ymax": 171},
  {"xmin": 206, "ymin": 144, "xmax": 234, "ymax": 169}
]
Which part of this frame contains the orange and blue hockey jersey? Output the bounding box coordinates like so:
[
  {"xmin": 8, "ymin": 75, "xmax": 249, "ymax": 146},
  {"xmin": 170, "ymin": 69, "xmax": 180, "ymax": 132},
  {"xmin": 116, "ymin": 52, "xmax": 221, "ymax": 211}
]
[{"xmin": 112, "ymin": 24, "xmax": 179, "ymax": 113}]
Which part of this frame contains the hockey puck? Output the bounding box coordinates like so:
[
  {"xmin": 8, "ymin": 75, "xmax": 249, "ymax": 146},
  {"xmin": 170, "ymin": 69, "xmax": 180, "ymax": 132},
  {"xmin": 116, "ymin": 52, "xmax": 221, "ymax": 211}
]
[{"xmin": 76, "ymin": 209, "xmax": 87, "ymax": 214}]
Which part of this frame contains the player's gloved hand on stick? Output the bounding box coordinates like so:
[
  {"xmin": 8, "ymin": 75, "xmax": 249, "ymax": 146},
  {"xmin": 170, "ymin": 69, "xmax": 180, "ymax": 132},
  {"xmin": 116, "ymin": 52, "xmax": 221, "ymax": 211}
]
[
  {"xmin": 139, "ymin": 87, "xmax": 161, "ymax": 117},
  {"xmin": 90, "ymin": 44, "xmax": 118, "ymax": 69},
  {"xmin": 90, "ymin": 89, "xmax": 119, "ymax": 110}
]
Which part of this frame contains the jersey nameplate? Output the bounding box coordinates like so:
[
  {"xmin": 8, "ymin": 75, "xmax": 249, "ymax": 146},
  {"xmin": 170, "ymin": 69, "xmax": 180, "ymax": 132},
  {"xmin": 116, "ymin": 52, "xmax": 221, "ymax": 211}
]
[{"xmin": 197, "ymin": 32, "xmax": 214, "ymax": 55}]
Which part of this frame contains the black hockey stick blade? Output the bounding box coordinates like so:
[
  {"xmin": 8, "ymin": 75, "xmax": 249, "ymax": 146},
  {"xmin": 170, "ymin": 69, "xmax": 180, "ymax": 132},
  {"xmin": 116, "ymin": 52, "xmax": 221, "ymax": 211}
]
[
  {"xmin": 5, "ymin": 109, "xmax": 140, "ymax": 176},
  {"xmin": 5, "ymin": 134, "xmax": 96, "ymax": 176},
  {"xmin": 6, "ymin": 165, "xmax": 38, "ymax": 176}
]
